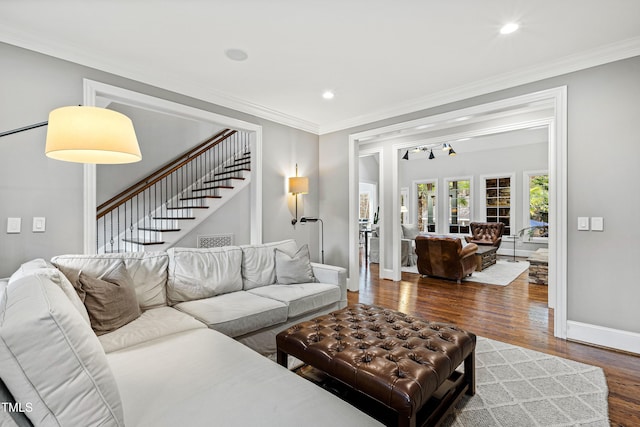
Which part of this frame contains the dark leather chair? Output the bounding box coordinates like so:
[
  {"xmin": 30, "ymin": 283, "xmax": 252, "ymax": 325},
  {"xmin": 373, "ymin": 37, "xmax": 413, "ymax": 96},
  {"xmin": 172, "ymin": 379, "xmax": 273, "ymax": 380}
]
[
  {"xmin": 464, "ymin": 222, "xmax": 504, "ymax": 247},
  {"xmin": 415, "ymin": 235, "xmax": 478, "ymax": 283}
]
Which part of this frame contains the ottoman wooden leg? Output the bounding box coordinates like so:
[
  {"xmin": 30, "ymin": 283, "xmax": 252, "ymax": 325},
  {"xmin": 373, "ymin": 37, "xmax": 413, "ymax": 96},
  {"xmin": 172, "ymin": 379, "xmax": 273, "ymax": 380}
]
[
  {"xmin": 464, "ymin": 349, "xmax": 476, "ymax": 396},
  {"xmin": 277, "ymin": 349, "xmax": 288, "ymax": 368}
]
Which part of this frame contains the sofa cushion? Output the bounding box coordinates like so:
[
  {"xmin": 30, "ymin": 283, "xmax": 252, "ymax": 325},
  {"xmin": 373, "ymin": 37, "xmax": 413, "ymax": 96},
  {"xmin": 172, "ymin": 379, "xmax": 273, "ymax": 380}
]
[
  {"xmin": 402, "ymin": 223, "xmax": 420, "ymax": 240},
  {"xmin": 105, "ymin": 329, "xmax": 380, "ymax": 427},
  {"xmin": 274, "ymin": 244, "xmax": 315, "ymax": 285},
  {"xmin": 240, "ymin": 239, "xmax": 298, "ymax": 290},
  {"xmin": 8, "ymin": 259, "xmax": 91, "ymax": 325},
  {"xmin": 99, "ymin": 306, "xmax": 207, "ymax": 353},
  {"xmin": 51, "ymin": 251, "xmax": 169, "ymax": 309},
  {"xmin": 79, "ymin": 261, "xmax": 142, "ymax": 336},
  {"xmin": 0, "ymin": 273, "xmax": 125, "ymax": 427},
  {"xmin": 167, "ymin": 246, "xmax": 244, "ymax": 303},
  {"xmin": 173, "ymin": 291, "xmax": 288, "ymax": 337},
  {"xmin": 248, "ymin": 282, "xmax": 341, "ymax": 317}
]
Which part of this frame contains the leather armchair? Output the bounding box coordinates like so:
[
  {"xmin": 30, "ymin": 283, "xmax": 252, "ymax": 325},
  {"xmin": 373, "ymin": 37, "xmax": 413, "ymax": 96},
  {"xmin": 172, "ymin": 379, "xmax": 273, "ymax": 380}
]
[
  {"xmin": 415, "ymin": 235, "xmax": 478, "ymax": 283},
  {"xmin": 464, "ymin": 222, "xmax": 504, "ymax": 247}
]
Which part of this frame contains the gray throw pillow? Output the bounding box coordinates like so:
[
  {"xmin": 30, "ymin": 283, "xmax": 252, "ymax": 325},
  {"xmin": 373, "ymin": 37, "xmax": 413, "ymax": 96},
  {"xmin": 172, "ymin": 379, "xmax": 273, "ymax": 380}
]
[
  {"xmin": 402, "ymin": 223, "xmax": 420, "ymax": 240},
  {"xmin": 274, "ymin": 244, "xmax": 315, "ymax": 285},
  {"xmin": 78, "ymin": 261, "xmax": 141, "ymax": 335}
]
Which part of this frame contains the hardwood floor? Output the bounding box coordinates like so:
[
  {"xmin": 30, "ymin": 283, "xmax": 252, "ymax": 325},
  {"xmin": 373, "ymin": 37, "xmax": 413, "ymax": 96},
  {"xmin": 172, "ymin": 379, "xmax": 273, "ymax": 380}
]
[{"xmin": 349, "ymin": 257, "xmax": 640, "ymax": 426}]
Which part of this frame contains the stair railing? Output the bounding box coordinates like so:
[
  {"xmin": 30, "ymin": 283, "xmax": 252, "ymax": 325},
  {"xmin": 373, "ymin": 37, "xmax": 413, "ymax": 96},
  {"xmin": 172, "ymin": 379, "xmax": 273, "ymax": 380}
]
[{"xmin": 96, "ymin": 128, "xmax": 251, "ymax": 253}]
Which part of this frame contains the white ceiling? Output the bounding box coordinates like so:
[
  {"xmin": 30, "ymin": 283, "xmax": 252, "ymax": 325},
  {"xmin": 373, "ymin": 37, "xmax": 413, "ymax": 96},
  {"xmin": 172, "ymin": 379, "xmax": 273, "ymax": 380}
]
[{"xmin": 1, "ymin": 1, "xmax": 640, "ymax": 134}]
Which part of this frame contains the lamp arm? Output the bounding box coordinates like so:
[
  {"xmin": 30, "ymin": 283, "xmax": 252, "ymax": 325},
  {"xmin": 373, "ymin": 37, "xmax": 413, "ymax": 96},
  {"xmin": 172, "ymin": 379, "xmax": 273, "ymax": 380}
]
[{"xmin": 0, "ymin": 121, "xmax": 48, "ymax": 139}]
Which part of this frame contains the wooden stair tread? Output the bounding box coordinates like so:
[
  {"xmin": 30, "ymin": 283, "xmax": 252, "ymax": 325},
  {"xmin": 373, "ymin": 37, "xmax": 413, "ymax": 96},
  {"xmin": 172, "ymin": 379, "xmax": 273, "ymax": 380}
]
[
  {"xmin": 138, "ymin": 227, "xmax": 181, "ymax": 232},
  {"xmin": 179, "ymin": 196, "xmax": 221, "ymax": 201},
  {"xmin": 122, "ymin": 238, "xmax": 165, "ymax": 245},
  {"xmin": 152, "ymin": 216, "xmax": 196, "ymax": 220},
  {"xmin": 215, "ymin": 168, "xmax": 250, "ymax": 176},
  {"xmin": 203, "ymin": 177, "xmax": 246, "ymax": 184},
  {"xmin": 226, "ymin": 161, "xmax": 250, "ymax": 168},
  {"xmin": 192, "ymin": 186, "xmax": 233, "ymax": 192},
  {"xmin": 166, "ymin": 206, "xmax": 209, "ymax": 209}
]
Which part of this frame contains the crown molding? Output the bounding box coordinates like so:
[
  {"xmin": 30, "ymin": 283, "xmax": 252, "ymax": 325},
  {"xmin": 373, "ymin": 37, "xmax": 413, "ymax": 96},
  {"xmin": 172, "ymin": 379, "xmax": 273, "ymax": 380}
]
[
  {"xmin": 0, "ymin": 27, "xmax": 320, "ymax": 135},
  {"xmin": 2, "ymin": 26, "xmax": 639, "ymax": 137},
  {"xmin": 318, "ymin": 36, "xmax": 640, "ymax": 135}
]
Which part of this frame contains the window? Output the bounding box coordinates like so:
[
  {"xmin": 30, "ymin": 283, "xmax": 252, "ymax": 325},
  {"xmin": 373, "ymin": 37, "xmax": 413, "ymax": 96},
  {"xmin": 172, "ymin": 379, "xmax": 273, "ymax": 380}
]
[
  {"xmin": 524, "ymin": 171, "xmax": 549, "ymax": 239},
  {"xmin": 400, "ymin": 187, "xmax": 409, "ymax": 224},
  {"xmin": 359, "ymin": 193, "xmax": 370, "ymax": 221},
  {"xmin": 484, "ymin": 176, "xmax": 513, "ymax": 235},
  {"xmin": 416, "ymin": 181, "xmax": 437, "ymax": 232},
  {"xmin": 447, "ymin": 179, "xmax": 471, "ymax": 233}
]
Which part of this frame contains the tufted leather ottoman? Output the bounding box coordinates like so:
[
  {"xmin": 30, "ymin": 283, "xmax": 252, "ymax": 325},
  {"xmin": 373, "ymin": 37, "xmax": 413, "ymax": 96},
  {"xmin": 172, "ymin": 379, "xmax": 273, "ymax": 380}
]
[{"xmin": 276, "ymin": 304, "xmax": 476, "ymax": 427}]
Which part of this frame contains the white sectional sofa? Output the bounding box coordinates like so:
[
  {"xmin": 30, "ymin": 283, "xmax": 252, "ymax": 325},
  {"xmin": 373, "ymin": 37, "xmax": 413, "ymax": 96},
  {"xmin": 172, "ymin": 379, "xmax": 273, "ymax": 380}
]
[{"xmin": 0, "ymin": 240, "xmax": 381, "ymax": 427}]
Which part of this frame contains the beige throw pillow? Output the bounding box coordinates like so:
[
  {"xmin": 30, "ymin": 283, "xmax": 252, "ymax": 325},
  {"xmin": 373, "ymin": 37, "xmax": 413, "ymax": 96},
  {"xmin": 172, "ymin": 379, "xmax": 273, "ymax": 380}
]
[
  {"xmin": 275, "ymin": 244, "xmax": 315, "ymax": 285},
  {"xmin": 79, "ymin": 261, "xmax": 141, "ymax": 335}
]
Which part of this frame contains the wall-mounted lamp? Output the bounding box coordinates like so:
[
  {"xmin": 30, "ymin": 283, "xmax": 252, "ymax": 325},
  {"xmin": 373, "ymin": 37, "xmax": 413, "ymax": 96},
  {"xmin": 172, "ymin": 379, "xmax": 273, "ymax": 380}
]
[
  {"xmin": 289, "ymin": 164, "xmax": 308, "ymax": 225},
  {"xmin": 0, "ymin": 106, "xmax": 142, "ymax": 164},
  {"xmin": 300, "ymin": 217, "xmax": 324, "ymax": 263}
]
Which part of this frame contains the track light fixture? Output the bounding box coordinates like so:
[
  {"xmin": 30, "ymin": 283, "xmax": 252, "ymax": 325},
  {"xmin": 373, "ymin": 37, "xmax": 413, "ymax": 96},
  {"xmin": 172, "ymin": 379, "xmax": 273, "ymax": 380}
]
[
  {"xmin": 403, "ymin": 141, "xmax": 460, "ymax": 161},
  {"xmin": 442, "ymin": 143, "xmax": 452, "ymax": 151},
  {"xmin": 449, "ymin": 147, "xmax": 457, "ymax": 156},
  {"xmin": 402, "ymin": 150, "xmax": 409, "ymax": 160},
  {"xmin": 428, "ymin": 149, "xmax": 435, "ymax": 160}
]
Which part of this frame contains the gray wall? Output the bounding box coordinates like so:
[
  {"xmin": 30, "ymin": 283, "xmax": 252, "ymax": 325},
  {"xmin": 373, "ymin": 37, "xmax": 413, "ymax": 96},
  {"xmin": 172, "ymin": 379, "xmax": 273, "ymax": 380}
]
[
  {"xmin": 0, "ymin": 42, "xmax": 320, "ymax": 277},
  {"xmin": 319, "ymin": 55, "xmax": 640, "ymax": 334}
]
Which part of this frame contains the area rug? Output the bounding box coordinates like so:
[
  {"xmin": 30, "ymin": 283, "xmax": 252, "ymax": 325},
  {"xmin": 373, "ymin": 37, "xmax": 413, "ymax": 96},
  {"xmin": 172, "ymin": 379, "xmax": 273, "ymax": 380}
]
[
  {"xmin": 293, "ymin": 336, "xmax": 609, "ymax": 426},
  {"xmin": 441, "ymin": 336, "xmax": 609, "ymax": 426},
  {"xmin": 402, "ymin": 260, "xmax": 529, "ymax": 286}
]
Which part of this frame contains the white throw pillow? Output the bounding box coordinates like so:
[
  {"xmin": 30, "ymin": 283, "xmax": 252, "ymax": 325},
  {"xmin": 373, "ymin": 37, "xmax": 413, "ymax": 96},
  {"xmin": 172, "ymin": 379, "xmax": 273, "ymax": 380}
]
[
  {"xmin": 241, "ymin": 240, "xmax": 298, "ymax": 290},
  {"xmin": 401, "ymin": 223, "xmax": 420, "ymax": 240},
  {"xmin": 275, "ymin": 244, "xmax": 316, "ymax": 285},
  {"xmin": 167, "ymin": 246, "xmax": 244, "ymax": 303},
  {"xmin": 0, "ymin": 274, "xmax": 125, "ymax": 427}
]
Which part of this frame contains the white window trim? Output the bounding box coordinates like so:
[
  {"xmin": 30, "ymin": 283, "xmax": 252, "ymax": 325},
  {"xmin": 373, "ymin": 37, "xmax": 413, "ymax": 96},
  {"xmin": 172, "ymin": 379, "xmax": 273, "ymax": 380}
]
[
  {"xmin": 522, "ymin": 169, "xmax": 549, "ymax": 243},
  {"xmin": 443, "ymin": 176, "xmax": 473, "ymax": 234},
  {"xmin": 412, "ymin": 179, "xmax": 438, "ymax": 233},
  {"xmin": 479, "ymin": 172, "xmax": 516, "ymax": 236}
]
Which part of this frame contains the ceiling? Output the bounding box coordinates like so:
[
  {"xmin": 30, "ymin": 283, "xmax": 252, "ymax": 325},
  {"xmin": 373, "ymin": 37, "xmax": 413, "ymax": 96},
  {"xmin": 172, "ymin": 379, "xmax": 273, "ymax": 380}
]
[{"xmin": 1, "ymin": 1, "xmax": 639, "ymax": 135}]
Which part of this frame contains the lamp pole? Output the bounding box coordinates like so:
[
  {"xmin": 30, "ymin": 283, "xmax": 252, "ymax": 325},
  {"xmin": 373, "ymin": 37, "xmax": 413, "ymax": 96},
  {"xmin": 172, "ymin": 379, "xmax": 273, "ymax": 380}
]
[{"xmin": 300, "ymin": 217, "xmax": 324, "ymax": 264}]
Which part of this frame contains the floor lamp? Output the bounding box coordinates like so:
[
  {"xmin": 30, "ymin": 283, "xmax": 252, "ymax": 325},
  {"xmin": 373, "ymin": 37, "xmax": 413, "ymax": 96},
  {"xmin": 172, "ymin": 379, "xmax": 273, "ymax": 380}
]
[{"xmin": 300, "ymin": 217, "xmax": 324, "ymax": 264}]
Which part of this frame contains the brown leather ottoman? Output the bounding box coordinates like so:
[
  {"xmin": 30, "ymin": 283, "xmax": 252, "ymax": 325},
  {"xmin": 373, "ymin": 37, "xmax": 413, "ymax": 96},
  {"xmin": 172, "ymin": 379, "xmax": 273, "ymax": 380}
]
[{"xmin": 276, "ymin": 304, "xmax": 476, "ymax": 427}]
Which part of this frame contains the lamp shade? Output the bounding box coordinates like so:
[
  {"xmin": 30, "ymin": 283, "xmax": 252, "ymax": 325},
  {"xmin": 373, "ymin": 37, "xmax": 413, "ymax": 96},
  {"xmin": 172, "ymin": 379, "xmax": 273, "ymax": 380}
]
[
  {"xmin": 45, "ymin": 106, "xmax": 142, "ymax": 164},
  {"xmin": 289, "ymin": 176, "xmax": 309, "ymax": 194}
]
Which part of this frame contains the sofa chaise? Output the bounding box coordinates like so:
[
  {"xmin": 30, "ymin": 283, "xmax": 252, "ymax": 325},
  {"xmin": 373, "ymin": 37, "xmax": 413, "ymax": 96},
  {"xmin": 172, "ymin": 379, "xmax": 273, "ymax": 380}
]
[{"xmin": 0, "ymin": 240, "xmax": 380, "ymax": 427}]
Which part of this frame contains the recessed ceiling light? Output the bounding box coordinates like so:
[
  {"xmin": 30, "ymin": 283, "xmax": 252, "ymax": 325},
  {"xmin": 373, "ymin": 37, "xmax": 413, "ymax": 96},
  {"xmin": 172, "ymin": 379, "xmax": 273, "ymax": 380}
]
[
  {"xmin": 225, "ymin": 49, "xmax": 248, "ymax": 61},
  {"xmin": 322, "ymin": 91, "xmax": 335, "ymax": 100},
  {"xmin": 500, "ymin": 22, "xmax": 519, "ymax": 35}
]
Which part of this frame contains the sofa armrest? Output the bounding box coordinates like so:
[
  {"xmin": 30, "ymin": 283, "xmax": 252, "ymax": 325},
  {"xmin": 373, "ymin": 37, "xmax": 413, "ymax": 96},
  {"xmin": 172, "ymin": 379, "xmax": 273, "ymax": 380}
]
[
  {"xmin": 311, "ymin": 263, "xmax": 348, "ymax": 308},
  {"xmin": 459, "ymin": 243, "xmax": 478, "ymax": 260}
]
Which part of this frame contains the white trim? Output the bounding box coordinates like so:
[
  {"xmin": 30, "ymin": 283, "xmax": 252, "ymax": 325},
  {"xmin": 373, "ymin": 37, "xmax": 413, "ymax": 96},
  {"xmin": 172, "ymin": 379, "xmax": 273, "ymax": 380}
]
[
  {"xmin": 567, "ymin": 321, "xmax": 640, "ymax": 355},
  {"xmin": 349, "ymin": 86, "xmax": 568, "ymax": 340},
  {"xmin": 479, "ymin": 172, "xmax": 516, "ymax": 236},
  {"xmin": 82, "ymin": 79, "xmax": 263, "ymax": 253}
]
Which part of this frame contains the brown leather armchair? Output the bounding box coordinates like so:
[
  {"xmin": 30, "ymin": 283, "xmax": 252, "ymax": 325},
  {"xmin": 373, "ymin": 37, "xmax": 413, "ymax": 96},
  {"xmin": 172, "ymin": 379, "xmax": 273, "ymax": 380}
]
[
  {"xmin": 464, "ymin": 222, "xmax": 504, "ymax": 247},
  {"xmin": 415, "ymin": 235, "xmax": 478, "ymax": 283}
]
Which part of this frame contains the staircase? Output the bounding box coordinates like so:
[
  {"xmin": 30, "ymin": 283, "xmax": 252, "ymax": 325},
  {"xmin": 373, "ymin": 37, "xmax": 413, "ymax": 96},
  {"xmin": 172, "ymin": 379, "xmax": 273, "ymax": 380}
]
[{"xmin": 96, "ymin": 129, "xmax": 251, "ymax": 253}]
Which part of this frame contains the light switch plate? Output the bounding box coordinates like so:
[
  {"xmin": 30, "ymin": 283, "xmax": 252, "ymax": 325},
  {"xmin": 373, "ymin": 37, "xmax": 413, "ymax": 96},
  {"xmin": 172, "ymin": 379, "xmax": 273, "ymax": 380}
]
[
  {"xmin": 591, "ymin": 217, "xmax": 604, "ymax": 231},
  {"xmin": 577, "ymin": 217, "xmax": 589, "ymax": 231},
  {"xmin": 7, "ymin": 217, "xmax": 21, "ymax": 233},
  {"xmin": 33, "ymin": 217, "xmax": 46, "ymax": 233}
]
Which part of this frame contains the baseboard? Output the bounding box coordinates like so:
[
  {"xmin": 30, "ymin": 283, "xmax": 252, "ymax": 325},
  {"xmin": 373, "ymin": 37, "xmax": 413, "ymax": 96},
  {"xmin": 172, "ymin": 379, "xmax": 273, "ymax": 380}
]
[{"xmin": 567, "ymin": 320, "xmax": 640, "ymax": 355}]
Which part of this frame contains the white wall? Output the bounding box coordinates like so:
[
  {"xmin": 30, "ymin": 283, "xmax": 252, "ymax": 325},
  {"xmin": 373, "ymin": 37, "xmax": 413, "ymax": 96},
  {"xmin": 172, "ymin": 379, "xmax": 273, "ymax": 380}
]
[
  {"xmin": 0, "ymin": 42, "xmax": 321, "ymax": 276},
  {"xmin": 319, "ymin": 55, "xmax": 640, "ymax": 336}
]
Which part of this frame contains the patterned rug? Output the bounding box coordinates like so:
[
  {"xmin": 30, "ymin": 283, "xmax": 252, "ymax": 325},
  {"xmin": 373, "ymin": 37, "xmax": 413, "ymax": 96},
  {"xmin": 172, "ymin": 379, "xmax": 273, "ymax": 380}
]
[
  {"xmin": 291, "ymin": 336, "xmax": 609, "ymax": 426},
  {"xmin": 442, "ymin": 336, "xmax": 608, "ymax": 426},
  {"xmin": 401, "ymin": 260, "xmax": 529, "ymax": 286}
]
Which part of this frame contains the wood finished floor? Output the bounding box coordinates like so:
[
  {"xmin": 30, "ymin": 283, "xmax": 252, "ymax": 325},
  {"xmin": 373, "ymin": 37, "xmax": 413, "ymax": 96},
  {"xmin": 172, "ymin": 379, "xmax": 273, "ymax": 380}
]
[{"xmin": 348, "ymin": 256, "xmax": 640, "ymax": 427}]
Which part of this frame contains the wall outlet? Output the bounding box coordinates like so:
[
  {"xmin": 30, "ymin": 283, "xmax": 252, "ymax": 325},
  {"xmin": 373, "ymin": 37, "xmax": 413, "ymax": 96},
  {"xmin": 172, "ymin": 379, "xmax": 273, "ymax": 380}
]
[{"xmin": 7, "ymin": 217, "xmax": 21, "ymax": 233}]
